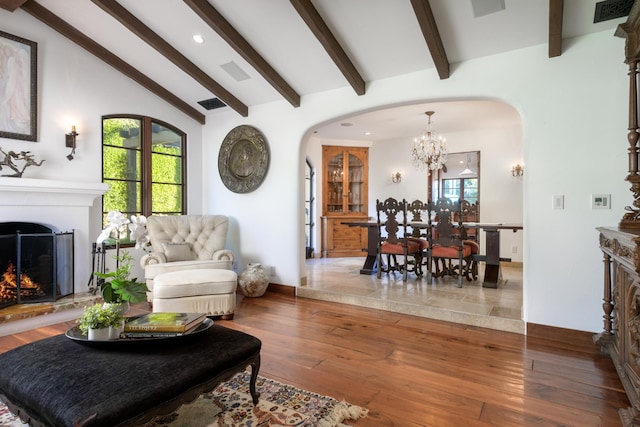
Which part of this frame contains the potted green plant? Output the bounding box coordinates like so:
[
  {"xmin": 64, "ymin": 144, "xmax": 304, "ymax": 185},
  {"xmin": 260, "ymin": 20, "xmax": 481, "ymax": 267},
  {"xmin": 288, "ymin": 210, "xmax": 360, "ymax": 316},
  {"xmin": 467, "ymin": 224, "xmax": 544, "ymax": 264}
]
[
  {"xmin": 78, "ymin": 303, "xmax": 123, "ymax": 340},
  {"xmin": 94, "ymin": 211, "xmax": 150, "ymax": 311}
]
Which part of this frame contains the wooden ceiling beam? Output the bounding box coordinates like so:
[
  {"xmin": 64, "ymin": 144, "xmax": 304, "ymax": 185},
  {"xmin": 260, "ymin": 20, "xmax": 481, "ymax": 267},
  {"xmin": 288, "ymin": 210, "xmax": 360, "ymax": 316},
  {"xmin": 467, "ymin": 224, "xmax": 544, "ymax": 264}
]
[
  {"xmin": 0, "ymin": 0, "xmax": 27, "ymax": 12},
  {"xmin": 20, "ymin": 0, "xmax": 206, "ymax": 124},
  {"xmin": 184, "ymin": 0, "xmax": 300, "ymax": 108},
  {"xmin": 91, "ymin": 0, "xmax": 248, "ymax": 117},
  {"xmin": 290, "ymin": 0, "xmax": 365, "ymax": 96},
  {"xmin": 410, "ymin": 0, "xmax": 450, "ymax": 80},
  {"xmin": 549, "ymin": 0, "xmax": 564, "ymax": 57}
]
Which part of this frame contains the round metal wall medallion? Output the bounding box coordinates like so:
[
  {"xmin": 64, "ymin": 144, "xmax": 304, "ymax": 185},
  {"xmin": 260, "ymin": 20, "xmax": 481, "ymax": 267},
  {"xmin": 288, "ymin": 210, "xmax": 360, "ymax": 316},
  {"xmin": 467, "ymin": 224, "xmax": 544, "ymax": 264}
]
[{"xmin": 218, "ymin": 125, "xmax": 270, "ymax": 193}]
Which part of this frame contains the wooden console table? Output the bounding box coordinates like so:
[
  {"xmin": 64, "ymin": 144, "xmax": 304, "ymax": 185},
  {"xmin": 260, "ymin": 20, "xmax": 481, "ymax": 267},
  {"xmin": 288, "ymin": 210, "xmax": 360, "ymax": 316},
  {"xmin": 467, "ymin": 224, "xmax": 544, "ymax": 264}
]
[{"xmin": 596, "ymin": 226, "xmax": 640, "ymax": 426}]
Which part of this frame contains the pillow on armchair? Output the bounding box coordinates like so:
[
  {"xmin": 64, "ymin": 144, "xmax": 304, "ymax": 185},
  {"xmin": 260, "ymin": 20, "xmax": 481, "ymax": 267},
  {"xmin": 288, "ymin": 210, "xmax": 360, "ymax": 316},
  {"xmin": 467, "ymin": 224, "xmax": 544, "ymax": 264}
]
[{"xmin": 162, "ymin": 243, "xmax": 194, "ymax": 262}]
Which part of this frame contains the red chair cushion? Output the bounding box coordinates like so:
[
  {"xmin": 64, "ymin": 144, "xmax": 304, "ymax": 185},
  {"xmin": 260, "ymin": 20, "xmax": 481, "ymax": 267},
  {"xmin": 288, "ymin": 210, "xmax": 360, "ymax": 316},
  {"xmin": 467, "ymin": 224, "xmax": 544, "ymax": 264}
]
[
  {"xmin": 463, "ymin": 240, "xmax": 479, "ymax": 254},
  {"xmin": 381, "ymin": 241, "xmax": 420, "ymax": 255},
  {"xmin": 408, "ymin": 237, "xmax": 429, "ymax": 250},
  {"xmin": 432, "ymin": 244, "xmax": 472, "ymax": 258}
]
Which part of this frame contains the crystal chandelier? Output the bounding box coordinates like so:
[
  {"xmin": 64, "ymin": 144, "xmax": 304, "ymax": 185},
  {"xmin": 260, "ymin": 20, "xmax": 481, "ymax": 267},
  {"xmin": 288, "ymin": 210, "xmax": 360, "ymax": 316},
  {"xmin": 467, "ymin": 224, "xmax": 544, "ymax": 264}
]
[{"xmin": 411, "ymin": 111, "xmax": 447, "ymax": 172}]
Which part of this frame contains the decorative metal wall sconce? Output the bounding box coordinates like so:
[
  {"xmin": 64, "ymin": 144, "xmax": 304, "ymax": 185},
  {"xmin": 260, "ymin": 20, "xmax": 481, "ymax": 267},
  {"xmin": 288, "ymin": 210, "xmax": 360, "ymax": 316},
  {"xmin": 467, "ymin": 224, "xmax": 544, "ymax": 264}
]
[
  {"xmin": 66, "ymin": 125, "xmax": 78, "ymax": 161},
  {"xmin": 512, "ymin": 163, "xmax": 524, "ymax": 176},
  {"xmin": 392, "ymin": 171, "xmax": 402, "ymax": 183}
]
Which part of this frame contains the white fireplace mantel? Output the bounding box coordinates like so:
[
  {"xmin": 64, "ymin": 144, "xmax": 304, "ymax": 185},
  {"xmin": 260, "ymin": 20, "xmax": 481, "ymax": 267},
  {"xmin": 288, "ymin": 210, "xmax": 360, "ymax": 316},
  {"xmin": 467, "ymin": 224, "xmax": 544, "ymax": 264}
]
[{"xmin": 0, "ymin": 177, "xmax": 108, "ymax": 207}]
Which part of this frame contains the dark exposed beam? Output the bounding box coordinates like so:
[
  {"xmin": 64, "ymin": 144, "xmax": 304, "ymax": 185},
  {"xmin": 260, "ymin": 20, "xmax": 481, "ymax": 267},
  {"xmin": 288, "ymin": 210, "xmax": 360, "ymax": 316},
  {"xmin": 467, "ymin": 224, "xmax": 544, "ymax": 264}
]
[
  {"xmin": 20, "ymin": 0, "xmax": 206, "ymax": 124},
  {"xmin": 184, "ymin": 0, "xmax": 300, "ymax": 108},
  {"xmin": 410, "ymin": 0, "xmax": 450, "ymax": 80},
  {"xmin": 549, "ymin": 0, "xmax": 564, "ymax": 57},
  {"xmin": 91, "ymin": 0, "xmax": 248, "ymax": 117},
  {"xmin": 0, "ymin": 0, "xmax": 27, "ymax": 12},
  {"xmin": 289, "ymin": 0, "xmax": 365, "ymax": 96}
]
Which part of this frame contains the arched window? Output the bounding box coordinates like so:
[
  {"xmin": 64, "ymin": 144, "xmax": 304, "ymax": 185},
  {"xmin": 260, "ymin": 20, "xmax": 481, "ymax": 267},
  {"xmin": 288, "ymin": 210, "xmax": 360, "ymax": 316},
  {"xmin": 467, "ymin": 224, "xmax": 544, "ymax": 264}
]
[{"xmin": 101, "ymin": 115, "xmax": 186, "ymax": 231}]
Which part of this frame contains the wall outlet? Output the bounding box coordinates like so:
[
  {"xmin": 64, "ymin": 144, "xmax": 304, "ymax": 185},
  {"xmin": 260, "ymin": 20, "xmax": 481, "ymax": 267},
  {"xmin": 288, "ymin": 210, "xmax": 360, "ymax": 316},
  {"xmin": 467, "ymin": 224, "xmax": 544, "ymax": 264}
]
[
  {"xmin": 269, "ymin": 266, "xmax": 276, "ymax": 277},
  {"xmin": 511, "ymin": 246, "xmax": 517, "ymax": 254}
]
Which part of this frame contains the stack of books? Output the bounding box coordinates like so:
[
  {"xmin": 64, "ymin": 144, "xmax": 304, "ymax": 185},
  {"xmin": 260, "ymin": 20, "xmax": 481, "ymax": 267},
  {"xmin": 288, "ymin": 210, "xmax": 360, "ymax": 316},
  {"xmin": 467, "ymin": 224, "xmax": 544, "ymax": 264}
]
[{"xmin": 121, "ymin": 312, "xmax": 208, "ymax": 338}]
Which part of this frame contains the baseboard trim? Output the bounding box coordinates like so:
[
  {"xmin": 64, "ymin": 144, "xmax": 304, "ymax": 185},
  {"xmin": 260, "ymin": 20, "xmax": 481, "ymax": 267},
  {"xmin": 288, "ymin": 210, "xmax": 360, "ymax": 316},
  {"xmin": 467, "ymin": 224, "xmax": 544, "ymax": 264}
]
[
  {"xmin": 265, "ymin": 283, "xmax": 296, "ymax": 296},
  {"xmin": 527, "ymin": 322, "xmax": 595, "ymax": 344}
]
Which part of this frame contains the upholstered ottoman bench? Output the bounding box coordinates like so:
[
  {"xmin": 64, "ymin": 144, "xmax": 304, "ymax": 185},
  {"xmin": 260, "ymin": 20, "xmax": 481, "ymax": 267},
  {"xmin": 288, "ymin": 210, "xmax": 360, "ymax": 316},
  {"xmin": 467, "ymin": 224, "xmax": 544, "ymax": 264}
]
[
  {"xmin": 0, "ymin": 324, "xmax": 261, "ymax": 427},
  {"xmin": 153, "ymin": 269, "xmax": 237, "ymax": 319}
]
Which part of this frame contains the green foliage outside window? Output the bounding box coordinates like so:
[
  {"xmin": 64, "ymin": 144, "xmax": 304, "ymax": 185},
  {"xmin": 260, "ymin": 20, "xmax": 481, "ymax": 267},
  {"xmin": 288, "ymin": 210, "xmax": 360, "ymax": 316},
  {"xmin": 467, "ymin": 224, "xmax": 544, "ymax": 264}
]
[{"xmin": 102, "ymin": 117, "xmax": 185, "ymax": 233}]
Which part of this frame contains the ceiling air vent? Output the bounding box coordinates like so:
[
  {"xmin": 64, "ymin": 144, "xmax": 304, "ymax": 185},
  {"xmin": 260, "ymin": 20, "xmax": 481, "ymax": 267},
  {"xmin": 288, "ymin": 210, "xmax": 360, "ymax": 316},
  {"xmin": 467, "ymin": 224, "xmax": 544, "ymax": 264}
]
[
  {"xmin": 594, "ymin": 0, "xmax": 633, "ymax": 23},
  {"xmin": 198, "ymin": 98, "xmax": 227, "ymax": 111}
]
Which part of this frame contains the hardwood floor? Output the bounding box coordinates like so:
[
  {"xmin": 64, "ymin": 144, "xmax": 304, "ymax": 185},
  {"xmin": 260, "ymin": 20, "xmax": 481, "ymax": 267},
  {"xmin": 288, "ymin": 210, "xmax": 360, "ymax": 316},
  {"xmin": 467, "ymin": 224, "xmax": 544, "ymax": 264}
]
[{"xmin": 0, "ymin": 291, "xmax": 629, "ymax": 426}]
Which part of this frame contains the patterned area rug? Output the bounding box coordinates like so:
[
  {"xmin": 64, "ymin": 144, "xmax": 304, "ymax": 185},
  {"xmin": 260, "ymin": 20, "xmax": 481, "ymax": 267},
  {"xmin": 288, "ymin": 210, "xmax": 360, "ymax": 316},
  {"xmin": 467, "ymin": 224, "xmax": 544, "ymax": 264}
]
[{"xmin": 0, "ymin": 371, "xmax": 368, "ymax": 427}]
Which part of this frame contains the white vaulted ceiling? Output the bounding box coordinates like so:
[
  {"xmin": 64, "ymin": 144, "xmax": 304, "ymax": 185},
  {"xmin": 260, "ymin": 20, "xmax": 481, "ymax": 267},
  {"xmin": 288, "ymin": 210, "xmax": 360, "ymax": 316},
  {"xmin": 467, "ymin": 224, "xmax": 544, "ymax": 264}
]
[{"xmin": 0, "ymin": 0, "xmax": 629, "ymax": 134}]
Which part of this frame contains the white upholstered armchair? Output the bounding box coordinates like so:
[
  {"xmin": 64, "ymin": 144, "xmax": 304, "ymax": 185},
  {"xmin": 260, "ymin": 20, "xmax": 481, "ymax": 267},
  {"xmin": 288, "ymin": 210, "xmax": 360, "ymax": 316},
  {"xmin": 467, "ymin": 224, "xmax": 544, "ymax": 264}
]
[{"xmin": 140, "ymin": 215, "xmax": 237, "ymax": 316}]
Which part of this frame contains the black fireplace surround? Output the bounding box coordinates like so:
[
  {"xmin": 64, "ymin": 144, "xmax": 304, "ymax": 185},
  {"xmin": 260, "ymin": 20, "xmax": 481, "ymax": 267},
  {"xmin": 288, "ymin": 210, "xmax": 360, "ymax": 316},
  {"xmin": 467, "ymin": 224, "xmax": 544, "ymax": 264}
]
[{"xmin": 0, "ymin": 222, "xmax": 74, "ymax": 309}]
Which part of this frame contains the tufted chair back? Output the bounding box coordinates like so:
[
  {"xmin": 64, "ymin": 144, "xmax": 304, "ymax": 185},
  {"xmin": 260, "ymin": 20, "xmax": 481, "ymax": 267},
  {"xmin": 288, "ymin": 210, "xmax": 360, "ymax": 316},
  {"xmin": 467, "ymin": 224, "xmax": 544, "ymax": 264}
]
[{"xmin": 146, "ymin": 215, "xmax": 229, "ymax": 260}]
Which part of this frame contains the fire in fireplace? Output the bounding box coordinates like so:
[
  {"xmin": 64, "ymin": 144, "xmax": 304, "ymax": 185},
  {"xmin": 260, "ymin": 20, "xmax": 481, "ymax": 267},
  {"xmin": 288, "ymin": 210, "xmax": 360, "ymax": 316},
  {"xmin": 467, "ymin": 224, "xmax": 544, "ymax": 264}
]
[
  {"xmin": 0, "ymin": 261, "xmax": 45, "ymax": 301},
  {"xmin": 0, "ymin": 222, "xmax": 74, "ymax": 309}
]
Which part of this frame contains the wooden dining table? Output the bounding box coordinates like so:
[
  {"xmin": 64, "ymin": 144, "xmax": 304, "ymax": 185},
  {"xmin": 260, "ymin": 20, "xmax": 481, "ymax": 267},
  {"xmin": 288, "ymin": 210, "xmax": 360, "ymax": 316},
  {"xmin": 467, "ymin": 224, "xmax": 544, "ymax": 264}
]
[
  {"xmin": 458, "ymin": 223, "xmax": 523, "ymax": 288},
  {"xmin": 342, "ymin": 220, "xmax": 523, "ymax": 288}
]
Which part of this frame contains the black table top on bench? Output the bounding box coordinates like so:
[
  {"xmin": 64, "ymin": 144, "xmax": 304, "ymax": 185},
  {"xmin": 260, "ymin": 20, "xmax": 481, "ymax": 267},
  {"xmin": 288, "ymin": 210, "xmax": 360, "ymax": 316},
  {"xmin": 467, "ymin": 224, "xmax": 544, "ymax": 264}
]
[{"xmin": 0, "ymin": 324, "xmax": 261, "ymax": 427}]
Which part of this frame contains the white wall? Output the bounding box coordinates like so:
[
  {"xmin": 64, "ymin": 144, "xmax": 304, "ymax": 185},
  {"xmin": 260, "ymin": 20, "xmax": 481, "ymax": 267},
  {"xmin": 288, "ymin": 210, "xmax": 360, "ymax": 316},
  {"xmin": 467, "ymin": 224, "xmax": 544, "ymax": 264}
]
[
  {"xmin": 203, "ymin": 30, "xmax": 628, "ymax": 333},
  {"xmin": 0, "ymin": 9, "xmax": 204, "ymax": 292}
]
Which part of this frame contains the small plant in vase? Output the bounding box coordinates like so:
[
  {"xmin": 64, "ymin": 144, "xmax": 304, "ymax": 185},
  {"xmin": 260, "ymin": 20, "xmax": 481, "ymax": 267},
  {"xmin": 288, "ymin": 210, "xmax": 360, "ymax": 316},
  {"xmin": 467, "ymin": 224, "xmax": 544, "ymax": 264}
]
[
  {"xmin": 94, "ymin": 211, "xmax": 150, "ymax": 312},
  {"xmin": 78, "ymin": 303, "xmax": 123, "ymax": 340}
]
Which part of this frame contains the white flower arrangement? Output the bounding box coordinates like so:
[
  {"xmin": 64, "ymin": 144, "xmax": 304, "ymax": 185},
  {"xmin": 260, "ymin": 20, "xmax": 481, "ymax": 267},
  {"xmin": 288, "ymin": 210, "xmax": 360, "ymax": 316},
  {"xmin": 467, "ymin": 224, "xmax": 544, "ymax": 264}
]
[{"xmin": 94, "ymin": 211, "xmax": 150, "ymax": 304}]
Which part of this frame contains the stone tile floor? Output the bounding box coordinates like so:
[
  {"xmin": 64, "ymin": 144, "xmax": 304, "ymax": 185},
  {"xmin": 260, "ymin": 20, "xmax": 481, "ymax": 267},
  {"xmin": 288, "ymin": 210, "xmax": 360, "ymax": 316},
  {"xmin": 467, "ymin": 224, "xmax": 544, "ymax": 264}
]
[{"xmin": 299, "ymin": 257, "xmax": 524, "ymax": 334}]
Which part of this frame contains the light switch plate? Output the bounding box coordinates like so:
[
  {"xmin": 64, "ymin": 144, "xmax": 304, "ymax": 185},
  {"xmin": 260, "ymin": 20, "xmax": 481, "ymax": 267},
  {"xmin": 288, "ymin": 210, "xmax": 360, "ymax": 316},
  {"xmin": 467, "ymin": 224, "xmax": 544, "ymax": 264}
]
[
  {"xmin": 553, "ymin": 195, "xmax": 564, "ymax": 210},
  {"xmin": 592, "ymin": 194, "xmax": 611, "ymax": 209}
]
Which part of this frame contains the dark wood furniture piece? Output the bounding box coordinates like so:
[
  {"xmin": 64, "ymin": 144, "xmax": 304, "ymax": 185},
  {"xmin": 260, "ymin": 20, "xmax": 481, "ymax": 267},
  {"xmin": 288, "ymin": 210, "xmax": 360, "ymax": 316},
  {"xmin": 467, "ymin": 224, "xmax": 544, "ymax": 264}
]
[
  {"xmin": 0, "ymin": 324, "xmax": 261, "ymax": 427},
  {"xmin": 596, "ymin": 227, "xmax": 640, "ymax": 426},
  {"xmin": 320, "ymin": 146, "xmax": 369, "ymax": 257},
  {"xmin": 342, "ymin": 220, "xmax": 379, "ymax": 274},
  {"xmin": 595, "ymin": 4, "xmax": 640, "ymax": 425},
  {"xmin": 344, "ymin": 219, "xmax": 522, "ymax": 286},
  {"xmin": 412, "ymin": 221, "xmax": 522, "ymax": 288},
  {"xmin": 467, "ymin": 223, "xmax": 523, "ymax": 288},
  {"xmin": 375, "ymin": 197, "xmax": 422, "ymax": 281},
  {"xmin": 426, "ymin": 198, "xmax": 473, "ymax": 287}
]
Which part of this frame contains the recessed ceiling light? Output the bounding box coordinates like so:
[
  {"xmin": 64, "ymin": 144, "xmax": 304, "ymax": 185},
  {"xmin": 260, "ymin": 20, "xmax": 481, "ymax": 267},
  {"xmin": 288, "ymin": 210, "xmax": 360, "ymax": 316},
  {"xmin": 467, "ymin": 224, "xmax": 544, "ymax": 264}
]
[
  {"xmin": 364, "ymin": 132, "xmax": 371, "ymax": 136},
  {"xmin": 193, "ymin": 34, "xmax": 205, "ymax": 44}
]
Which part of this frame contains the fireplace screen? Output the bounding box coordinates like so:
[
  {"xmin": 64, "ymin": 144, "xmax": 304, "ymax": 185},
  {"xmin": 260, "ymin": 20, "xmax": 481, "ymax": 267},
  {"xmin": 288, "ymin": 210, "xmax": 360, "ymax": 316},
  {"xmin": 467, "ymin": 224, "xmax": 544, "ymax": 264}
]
[{"xmin": 0, "ymin": 222, "xmax": 74, "ymax": 309}]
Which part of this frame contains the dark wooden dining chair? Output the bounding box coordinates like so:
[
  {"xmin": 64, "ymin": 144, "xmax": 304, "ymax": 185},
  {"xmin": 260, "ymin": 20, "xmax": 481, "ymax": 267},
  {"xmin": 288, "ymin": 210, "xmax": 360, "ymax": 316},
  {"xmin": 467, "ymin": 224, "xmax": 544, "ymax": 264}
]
[
  {"xmin": 459, "ymin": 200, "xmax": 480, "ymax": 280},
  {"xmin": 427, "ymin": 198, "xmax": 473, "ymax": 287},
  {"xmin": 406, "ymin": 199, "xmax": 430, "ymax": 273},
  {"xmin": 376, "ymin": 197, "xmax": 422, "ymax": 281}
]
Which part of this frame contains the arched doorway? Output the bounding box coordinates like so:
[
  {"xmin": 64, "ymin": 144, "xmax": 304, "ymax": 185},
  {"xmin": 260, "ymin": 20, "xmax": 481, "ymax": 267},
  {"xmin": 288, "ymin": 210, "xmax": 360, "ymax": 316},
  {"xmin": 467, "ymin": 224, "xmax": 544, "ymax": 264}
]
[{"xmin": 300, "ymin": 99, "xmax": 525, "ymax": 332}]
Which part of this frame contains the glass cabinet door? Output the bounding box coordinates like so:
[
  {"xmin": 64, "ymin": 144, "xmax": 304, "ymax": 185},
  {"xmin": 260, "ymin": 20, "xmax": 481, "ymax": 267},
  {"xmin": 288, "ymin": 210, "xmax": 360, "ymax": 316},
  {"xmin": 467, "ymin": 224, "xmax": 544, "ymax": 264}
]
[
  {"xmin": 323, "ymin": 146, "xmax": 368, "ymax": 216},
  {"xmin": 347, "ymin": 153, "xmax": 364, "ymax": 213},
  {"xmin": 327, "ymin": 152, "xmax": 345, "ymax": 213}
]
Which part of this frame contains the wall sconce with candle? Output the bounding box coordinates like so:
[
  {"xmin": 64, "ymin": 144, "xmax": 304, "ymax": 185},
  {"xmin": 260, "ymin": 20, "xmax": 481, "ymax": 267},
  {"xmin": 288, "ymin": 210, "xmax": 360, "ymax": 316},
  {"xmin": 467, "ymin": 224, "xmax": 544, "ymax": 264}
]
[
  {"xmin": 65, "ymin": 125, "xmax": 78, "ymax": 161},
  {"xmin": 512, "ymin": 163, "xmax": 524, "ymax": 176},
  {"xmin": 391, "ymin": 171, "xmax": 402, "ymax": 183}
]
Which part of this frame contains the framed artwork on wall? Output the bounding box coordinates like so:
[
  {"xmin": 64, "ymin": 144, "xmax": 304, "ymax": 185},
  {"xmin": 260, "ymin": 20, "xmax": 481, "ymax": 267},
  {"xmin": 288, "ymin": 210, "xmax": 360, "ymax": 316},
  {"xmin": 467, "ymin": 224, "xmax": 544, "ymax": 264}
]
[{"xmin": 0, "ymin": 30, "xmax": 37, "ymax": 142}]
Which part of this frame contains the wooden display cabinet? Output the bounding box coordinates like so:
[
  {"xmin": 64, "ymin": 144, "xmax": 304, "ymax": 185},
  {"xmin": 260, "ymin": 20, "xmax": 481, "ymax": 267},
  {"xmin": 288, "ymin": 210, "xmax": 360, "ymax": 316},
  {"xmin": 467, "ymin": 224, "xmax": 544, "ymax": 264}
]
[{"xmin": 321, "ymin": 146, "xmax": 369, "ymax": 258}]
